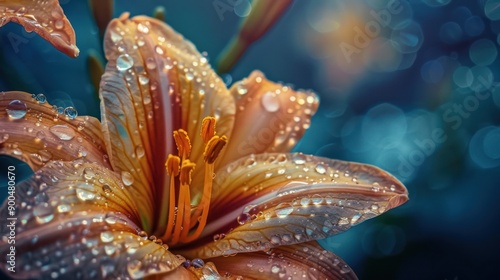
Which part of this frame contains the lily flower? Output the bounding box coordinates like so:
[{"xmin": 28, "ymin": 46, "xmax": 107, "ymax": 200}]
[{"xmin": 0, "ymin": 12, "xmax": 408, "ymax": 279}]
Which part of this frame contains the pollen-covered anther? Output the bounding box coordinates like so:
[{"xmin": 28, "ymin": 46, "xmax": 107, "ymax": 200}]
[
  {"xmin": 204, "ymin": 135, "xmax": 228, "ymax": 164},
  {"xmin": 165, "ymin": 154, "xmax": 180, "ymax": 177},
  {"xmin": 173, "ymin": 129, "xmax": 191, "ymax": 159},
  {"xmin": 179, "ymin": 160, "xmax": 196, "ymax": 186},
  {"xmin": 201, "ymin": 116, "xmax": 216, "ymax": 143}
]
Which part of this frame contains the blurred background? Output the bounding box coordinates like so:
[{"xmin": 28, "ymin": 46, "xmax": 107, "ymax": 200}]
[{"xmin": 1, "ymin": 0, "xmax": 499, "ymax": 279}]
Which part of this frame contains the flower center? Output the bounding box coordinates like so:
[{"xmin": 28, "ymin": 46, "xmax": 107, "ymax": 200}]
[{"xmin": 159, "ymin": 117, "xmax": 227, "ymax": 247}]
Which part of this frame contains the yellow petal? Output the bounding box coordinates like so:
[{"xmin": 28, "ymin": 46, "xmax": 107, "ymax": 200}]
[
  {"xmin": 0, "ymin": 0, "xmax": 79, "ymax": 57},
  {"xmin": 211, "ymin": 241, "xmax": 358, "ymax": 280},
  {"xmin": 0, "ymin": 160, "xmax": 182, "ymax": 278},
  {"xmin": 218, "ymin": 71, "xmax": 319, "ymax": 167},
  {"xmin": 100, "ymin": 14, "xmax": 235, "ymax": 231},
  {"xmin": 180, "ymin": 153, "xmax": 407, "ymax": 259},
  {"xmin": 0, "ymin": 91, "xmax": 109, "ymax": 171}
]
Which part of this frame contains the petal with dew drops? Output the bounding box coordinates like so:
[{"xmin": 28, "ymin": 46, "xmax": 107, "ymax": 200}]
[
  {"xmin": 0, "ymin": 0, "xmax": 79, "ymax": 57},
  {"xmin": 0, "ymin": 160, "xmax": 183, "ymax": 279},
  {"xmin": 99, "ymin": 14, "xmax": 235, "ymax": 233},
  {"xmin": 179, "ymin": 153, "xmax": 408, "ymax": 259},
  {"xmin": 211, "ymin": 241, "xmax": 357, "ymax": 280},
  {"xmin": 218, "ymin": 71, "xmax": 319, "ymax": 167},
  {"xmin": 0, "ymin": 91, "xmax": 110, "ymax": 171}
]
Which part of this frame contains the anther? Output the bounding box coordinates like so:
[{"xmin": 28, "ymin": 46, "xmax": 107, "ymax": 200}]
[
  {"xmin": 173, "ymin": 129, "xmax": 191, "ymax": 159},
  {"xmin": 203, "ymin": 135, "xmax": 228, "ymax": 164},
  {"xmin": 201, "ymin": 117, "xmax": 216, "ymax": 143},
  {"xmin": 165, "ymin": 154, "xmax": 180, "ymax": 177},
  {"xmin": 179, "ymin": 160, "xmax": 196, "ymax": 186}
]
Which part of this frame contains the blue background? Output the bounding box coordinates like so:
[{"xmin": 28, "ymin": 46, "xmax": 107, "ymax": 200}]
[{"xmin": 1, "ymin": 0, "xmax": 499, "ymax": 279}]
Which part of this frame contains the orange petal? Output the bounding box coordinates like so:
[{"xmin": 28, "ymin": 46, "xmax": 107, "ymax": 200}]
[
  {"xmin": 180, "ymin": 153, "xmax": 407, "ymax": 258},
  {"xmin": 211, "ymin": 241, "xmax": 357, "ymax": 280},
  {"xmin": 100, "ymin": 14, "xmax": 235, "ymax": 232},
  {"xmin": 218, "ymin": 71, "xmax": 319, "ymax": 167},
  {"xmin": 0, "ymin": 91, "xmax": 110, "ymax": 171},
  {"xmin": 0, "ymin": 160, "xmax": 182, "ymax": 278},
  {"xmin": 216, "ymin": 0, "xmax": 292, "ymax": 72},
  {"xmin": 0, "ymin": 0, "xmax": 79, "ymax": 57}
]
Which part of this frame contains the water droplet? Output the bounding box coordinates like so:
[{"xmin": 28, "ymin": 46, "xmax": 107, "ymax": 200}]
[
  {"xmin": 35, "ymin": 93, "xmax": 46, "ymax": 103},
  {"xmin": 270, "ymin": 235, "xmax": 281, "ymax": 245},
  {"xmin": 275, "ymin": 202, "xmax": 294, "ymax": 218},
  {"xmin": 137, "ymin": 23, "xmax": 150, "ymax": 34},
  {"xmin": 311, "ymin": 194, "xmax": 323, "ymax": 205},
  {"xmin": 191, "ymin": 258, "xmax": 205, "ymax": 268},
  {"xmin": 300, "ymin": 197, "xmax": 310, "ymax": 207},
  {"xmin": 314, "ymin": 164, "xmax": 327, "ymax": 174},
  {"xmin": 351, "ymin": 214, "xmax": 361, "ymax": 224},
  {"xmin": 6, "ymin": 100, "xmax": 27, "ymax": 119},
  {"xmin": 64, "ymin": 106, "xmax": 78, "ymax": 119},
  {"xmin": 138, "ymin": 75, "xmax": 149, "ymax": 85},
  {"xmin": 33, "ymin": 203, "xmax": 54, "ymax": 224},
  {"xmin": 100, "ymin": 231, "xmax": 114, "ymax": 243},
  {"xmin": 237, "ymin": 213, "xmax": 251, "ymax": 225},
  {"xmin": 146, "ymin": 57, "xmax": 156, "ymax": 70},
  {"xmin": 76, "ymin": 189, "xmax": 96, "ymax": 201},
  {"xmin": 261, "ymin": 91, "xmax": 280, "ymax": 112},
  {"xmin": 49, "ymin": 125, "xmax": 75, "ymax": 140},
  {"xmin": 154, "ymin": 45, "xmax": 164, "ymax": 55},
  {"xmin": 57, "ymin": 204, "xmax": 70, "ymax": 213},
  {"xmin": 292, "ymin": 153, "xmax": 307, "ymax": 165},
  {"xmin": 121, "ymin": 171, "xmax": 134, "ymax": 186},
  {"xmin": 83, "ymin": 167, "xmax": 95, "ymax": 180},
  {"xmin": 116, "ymin": 54, "xmax": 134, "ymax": 71},
  {"xmin": 135, "ymin": 145, "xmax": 145, "ymax": 158},
  {"xmin": 236, "ymin": 83, "xmax": 248, "ymax": 95}
]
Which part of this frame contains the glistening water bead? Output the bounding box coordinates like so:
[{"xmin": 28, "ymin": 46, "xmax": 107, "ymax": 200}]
[{"xmin": 6, "ymin": 100, "xmax": 28, "ymax": 119}]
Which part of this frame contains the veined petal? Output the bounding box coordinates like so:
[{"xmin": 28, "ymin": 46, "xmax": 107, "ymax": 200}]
[
  {"xmin": 211, "ymin": 241, "xmax": 357, "ymax": 280},
  {"xmin": 180, "ymin": 153, "xmax": 407, "ymax": 258},
  {"xmin": 0, "ymin": 91, "xmax": 109, "ymax": 171},
  {"xmin": 0, "ymin": 0, "xmax": 79, "ymax": 57},
  {"xmin": 100, "ymin": 14, "xmax": 235, "ymax": 232},
  {"xmin": 0, "ymin": 160, "xmax": 182, "ymax": 279},
  {"xmin": 218, "ymin": 71, "xmax": 319, "ymax": 167}
]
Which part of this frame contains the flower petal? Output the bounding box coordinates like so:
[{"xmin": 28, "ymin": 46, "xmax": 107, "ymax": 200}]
[
  {"xmin": 99, "ymin": 14, "xmax": 235, "ymax": 231},
  {"xmin": 218, "ymin": 71, "xmax": 319, "ymax": 167},
  {"xmin": 0, "ymin": 160, "xmax": 182, "ymax": 279},
  {"xmin": 180, "ymin": 153, "xmax": 407, "ymax": 258},
  {"xmin": 0, "ymin": 91, "xmax": 110, "ymax": 171},
  {"xmin": 0, "ymin": 0, "xmax": 79, "ymax": 57},
  {"xmin": 211, "ymin": 241, "xmax": 357, "ymax": 280}
]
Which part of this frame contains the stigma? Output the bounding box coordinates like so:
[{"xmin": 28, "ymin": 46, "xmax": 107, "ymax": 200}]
[{"xmin": 160, "ymin": 117, "xmax": 227, "ymax": 246}]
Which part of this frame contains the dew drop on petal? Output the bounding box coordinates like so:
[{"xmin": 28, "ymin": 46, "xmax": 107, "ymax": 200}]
[
  {"xmin": 6, "ymin": 100, "xmax": 27, "ymax": 119},
  {"xmin": 116, "ymin": 54, "xmax": 134, "ymax": 71},
  {"xmin": 76, "ymin": 189, "xmax": 96, "ymax": 201},
  {"xmin": 191, "ymin": 258, "xmax": 205, "ymax": 268},
  {"xmin": 64, "ymin": 107, "xmax": 78, "ymax": 119},
  {"xmin": 135, "ymin": 145, "xmax": 145, "ymax": 158},
  {"xmin": 83, "ymin": 167, "xmax": 95, "ymax": 180},
  {"xmin": 100, "ymin": 231, "xmax": 114, "ymax": 243},
  {"xmin": 261, "ymin": 91, "xmax": 280, "ymax": 112},
  {"xmin": 35, "ymin": 93, "xmax": 46, "ymax": 103},
  {"xmin": 237, "ymin": 213, "xmax": 251, "ymax": 225},
  {"xmin": 121, "ymin": 171, "xmax": 134, "ymax": 186},
  {"xmin": 275, "ymin": 202, "xmax": 294, "ymax": 218},
  {"xmin": 49, "ymin": 125, "xmax": 75, "ymax": 140},
  {"xmin": 33, "ymin": 203, "xmax": 54, "ymax": 224}
]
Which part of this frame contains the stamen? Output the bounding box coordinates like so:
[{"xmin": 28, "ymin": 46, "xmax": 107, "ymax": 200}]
[
  {"xmin": 201, "ymin": 117, "xmax": 216, "ymax": 143},
  {"xmin": 161, "ymin": 155, "xmax": 180, "ymax": 240},
  {"xmin": 174, "ymin": 129, "xmax": 191, "ymax": 160},
  {"xmin": 204, "ymin": 135, "xmax": 228, "ymax": 164},
  {"xmin": 170, "ymin": 160, "xmax": 195, "ymax": 245},
  {"xmin": 158, "ymin": 116, "xmax": 228, "ymax": 246}
]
